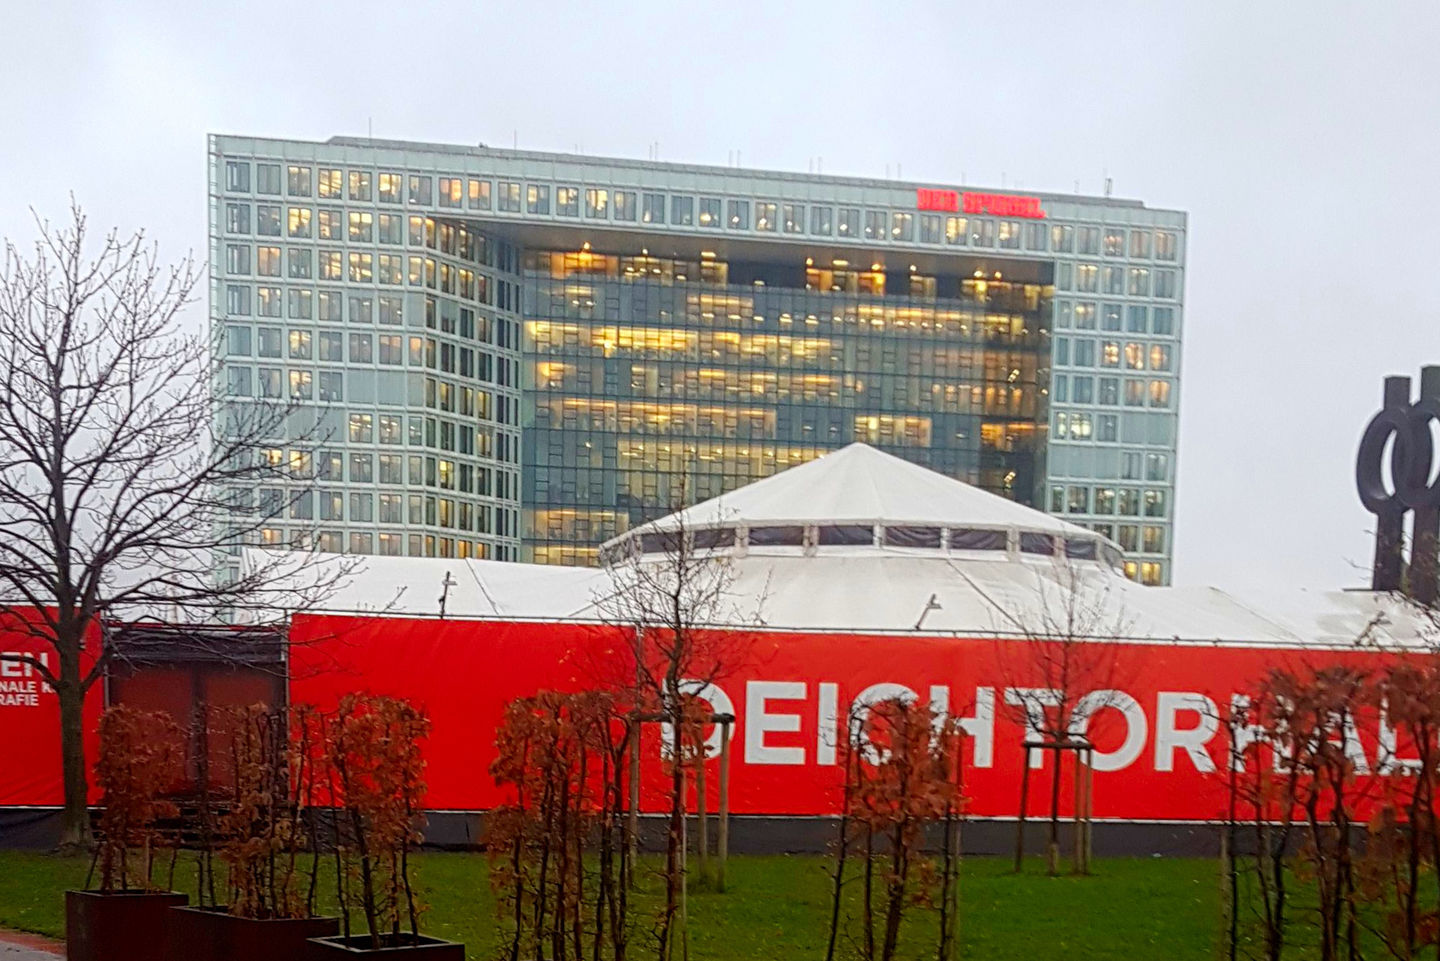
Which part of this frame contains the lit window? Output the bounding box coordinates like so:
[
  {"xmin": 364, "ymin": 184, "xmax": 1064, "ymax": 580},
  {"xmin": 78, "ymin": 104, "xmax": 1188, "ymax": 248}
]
[
  {"xmin": 698, "ymin": 197, "xmax": 721, "ymax": 227},
  {"xmin": 317, "ymin": 168, "xmax": 341, "ymax": 199},
  {"xmin": 288, "ymin": 370, "xmax": 312, "ymax": 399},
  {"xmin": 1155, "ymin": 231, "xmax": 1178, "ymax": 261},
  {"xmin": 891, "ymin": 212, "xmax": 914, "ymax": 241},
  {"xmin": 863, "ymin": 210, "xmax": 885, "ymax": 240},
  {"xmin": 468, "ymin": 179, "xmax": 491, "ymax": 210},
  {"xmin": 1149, "ymin": 380, "xmax": 1172, "ymax": 408},
  {"xmin": 348, "ymin": 170, "xmax": 371, "ymax": 201},
  {"xmin": 944, "ymin": 216, "xmax": 967, "ymax": 245},
  {"xmin": 727, "ymin": 200, "xmax": 749, "ymax": 230},
  {"xmin": 997, "ymin": 220, "xmax": 1020, "ymax": 248},
  {"xmin": 1124, "ymin": 342, "xmax": 1144, "ymax": 369},
  {"xmin": 1128, "ymin": 267, "xmax": 1151, "ymax": 296},
  {"xmin": 256, "ymin": 246, "xmax": 281, "ymax": 277},
  {"xmin": 1149, "ymin": 344, "xmax": 1172, "ymax": 371},
  {"xmin": 755, "ymin": 202, "xmax": 776, "ymax": 232},
  {"xmin": 783, "ymin": 204, "xmax": 804, "ymax": 234},
  {"xmin": 377, "ymin": 173, "xmax": 402, "ymax": 204},
  {"xmin": 838, "ymin": 207, "xmax": 859, "ymax": 237},
  {"xmin": 554, "ymin": 186, "xmax": 578, "ymax": 216},
  {"xmin": 287, "ymin": 207, "xmax": 312, "ymax": 238},
  {"xmin": 585, "ymin": 188, "xmax": 609, "ymax": 218},
  {"xmin": 1051, "ymin": 224, "xmax": 1074, "ymax": 252},
  {"xmin": 642, "ymin": 192, "xmax": 665, "ymax": 224},
  {"xmin": 614, "ymin": 190, "xmax": 636, "ymax": 221},
  {"xmin": 286, "ymin": 166, "xmax": 311, "ymax": 197}
]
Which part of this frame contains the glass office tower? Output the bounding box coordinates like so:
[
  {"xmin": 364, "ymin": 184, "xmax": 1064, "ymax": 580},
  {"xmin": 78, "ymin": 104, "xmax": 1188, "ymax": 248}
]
[{"xmin": 209, "ymin": 135, "xmax": 1185, "ymax": 584}]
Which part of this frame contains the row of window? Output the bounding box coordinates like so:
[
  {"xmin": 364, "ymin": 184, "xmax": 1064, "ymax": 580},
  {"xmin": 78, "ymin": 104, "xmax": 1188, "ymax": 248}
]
[
  {"xmin": 252, "ymin": 528, "xmax": 513, "ymax": 561},
  {"xmin": 1049, "ymin": 483, "xmax": 1170, "ymax": 520},
  {"xmin": 1054, "ymin": 337, "xmax": 1180, "ymax": 376},
  {"xmin": 222, "ymin": 160, "xmax": 1181, "ymax": 258},
  {"xmin": 1053, "ymin": 264, "xmax": 1180, "ymax": 299},
  {"xmin": 1056, "ymin": 303, "xmax": 1177, "ymax": 336},
  {"xmin": 1053, "ymin": 405, "xmax": 1174, "ymax": 448}
]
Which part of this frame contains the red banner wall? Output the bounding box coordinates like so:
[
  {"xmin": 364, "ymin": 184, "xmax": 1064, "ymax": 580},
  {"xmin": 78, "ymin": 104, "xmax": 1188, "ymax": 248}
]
[
  {"xmin": 0, "ymin": 609, "xmax": 101, "ymax": 806},
  {"xmin": 288, "ymin": 614, "xmax": 1395, "ymax": 822}
]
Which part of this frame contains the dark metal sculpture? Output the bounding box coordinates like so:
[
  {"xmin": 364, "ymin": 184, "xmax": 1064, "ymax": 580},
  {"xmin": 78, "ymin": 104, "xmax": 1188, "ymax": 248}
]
[{"xmin": 1356, "ymin": 366, "xmax": 1440, "ymax": 603}]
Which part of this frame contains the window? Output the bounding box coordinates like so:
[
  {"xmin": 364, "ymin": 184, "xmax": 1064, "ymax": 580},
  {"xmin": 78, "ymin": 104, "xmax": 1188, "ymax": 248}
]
[
  {"xmin": 257, "ymin": 368, "xmax": 282, "ymax": 398},
  {"xmin": 225, "ymin": 203, "xmax": 251, "ymax": 234},
  {"xmin": 378, "ymin": 173, "xmax": 402, "ymax": 204},
  {"xmin": 1075, "ymin": 302, "xmax": 1097, "ymax": 329},
  {"xmin": 407, "ymin": 175, "xmax": 432, "ymax": 205},
  {"xmin": 1073, "ymin": 376, "xmax": 1094, "ymax": 403},
  {"xmin": 1055, "ymin": 302, "xmax": 1072, "ymax": 328},
  {"xmin": 318, "ymin": 250, "xmax": 341, "ymax": 281},
  {"xmin": 1077, "ymin": 226, "xmax": 1100, "ymax": 255},
  {"xmin": 348, "ymin": 170, "xmax": 371, "ymax": 201},
  {"xmin": 1144, "ymin": 490, "xmax": 1167, "ymax": 518},
  {"xmin": 348, "ymin": 252, "xmax": 373, "ymax": 283},
  {"xmin": 226, "ymin": 366, "xmax": 251, "ymax": 396},
  {"xmin": 378, "ymin": 296, "xmax": 403, "ymax": 325},
  {"xmin": 348, "ymin": 333, "xmax": 372, "ymax": 363},
  {"xmin": 316, "ymin": 208, "xmax": 342, "ymax": 240},
  {"xmin": 287, "ymin": 207, "xmax": 311, "ymax": 238},
  {"xmin": 1053, "ymin": 338, "xmax": 1070, "ymax": 366},
  {"xmin": 1145, "ymin": 453, "xmax": 1169, "ymax": 481},
  {"xmin": 1154, "ymin": 269, "xmax": 1178, "ymax": 298},
  {"xmin": 344, "ymin": 211, "xmax": 373, "ymax": 243},
  {"xmin": 698, "ymin": 197, "xmax": 721, "ymax": 227},
  {"xmin": 1153, "ymin": 307, "xmax": 1175, "ymax": 336},
  {"xmin": 1097, "ymin": 414, "xmax": 1118, "ymax": 442},
  {"xmin": 783, "ymin": 203, "xmax": 804, "ymax": 234},
  {"xmin": 554, "ymin": 186, "xmax": 577, "ymax": 216},
  {"xmin": 317, "ymin": 330, "xmax": 342, "ymax": 361},
  {"xmin": 609, "ymin": 190, "xmax": 635, "ymax": 221},
  {"xmin": 1103, "ymin": 228, "xmax": 1125, "ymax": 256},
  {"xmin": 1098, "ymin": 377, "xmax": 1119, "ymax": 405},
  {"xmin": 1118, "ymin": 489, "xmax": 1140, "ymax": 515},
  {"xmin": 811, "ymin": 206, "xmax": 833, "ymax": 235},
  {"xmin": 256, "ymin": 246, "xmax": 281, "ymax": 277},
  {"xmin": 919, "ymin": 214, "xmax": 942, "ymax": 244},
  {"xmin": 286, "ymin": 166, "xmax": 311, "ymax": 197},
  {"xmin": 642, "ymin": 192, "xmax": 665, "ymax": 224},
  {"xmin": 585, "ymin": 188, "xmax": 609, "ymax": 218},
  {"xmin": 1052, "ymin": 375, "xmax": 1068, "ymax": 402},
  {"xmin": 1149, "ymin": 344, "xmax": 1172, "ymax": 371},
  {"xmin": 226, "ymin": 325, "xmax": 251, "ymax": 355},
  {"xmin": 1102, "ymin": 265, "xmax": 1123, "ymax": 294},
  {"xmin": 727, "ymin": 200, "xmax": 749, "ymax": 230},
  {"xmin": 672, "ymin": 196, "xmax": 694, "ymax": 225},
  {"xmin": 378, "ymin": 334, "xmax": 403, "ymax": 364},
  {"xmin": 287, "ymin": 288, "xmax": 312, "ymax": 318},
  {"xmin": 257, "ymin": 326, "xmax": 282, "ymax": 357},
  {"xmin": 1102, "ymin": 303, "xmax": 1122, "ymax": 331},
  {"xmin": 225, "ymin": 160, "xmax": 249, "ymax": 192},
  {"xmin": 1125, "ymin": 342, "xmax": 1144, "ymax": 370},
  {"xmin": 1073, "ymin": 339, "xmax": 1095, "ymax": 367},
  {"xmin": 891, "ymin": 212, "xmax": 913, "ymax": 241},
  {"xmin": 1155, "ymin": 231, "xmax": 1178, "ymax": 261},
  {"xmin": 1051, "ymin": 224, "xmax": 1074, "ymax": 252},
  {"xmin": 287, "ymin": 248, "xmax": 312, "ymax": 280},
  {"xmin": 945, "ymin": 216, "xmax": 967, "ymax": 245},
  {"xmin": 997, "ymin": 220, "xmax": 1020, "ymax": 248},
  {"xmin": 256, "ymin": 164, "xmax": 281, "ymax": 195},
  {"xmin": 288, "ymin": 370, "xmax": 312, "ymax": 399},
  {"xmin": 970, "ymin": 220, "xmax": 995, "ymax": 246},
  {"xmin": 755, "ymin": 202, "xmax": 776, "ymax": 232},
  {"xmin": 1130, "ymin": 230, "xmax": 1151, "ymax": 258},
  {"xmin": 863, "ymin": 210, "xmax": 884, "ymax": 240},
  {"xmin": 1075, "ymin": 264, "xmax": 1098, "ymax": 292},
  {"xmin": 838, "ymin": 207, "xmax": 858, "ymax": 237},
  {"xmin": 438, "ymin": 177, "xmax": 463, "ymax": 208},
  {"xmin": 1025, "ymin": 222, "xmax": 1048, "ymax": 251},
  {"xmin": 257, "ymin": 287, "xmax": 282, "ymax": 317},
  {"xmin": 350, "ymin": 453, "xmax": 373, "ymax": 482},
  {"xmin": 468, "ymin": 179, "xmax": 491, "ymax": 210},
  {"xmin": 1126, "ymin": 305, "xmax": 1148, "ymax": 333},
  {"xmin": 1128, "ymin": 267, "xmax": 1151, "ymax": 296},
  {"xmin": 318, "ymin": 371, "xmax": 342, "ymax": 401},
  {"xmin": 288, "ymin": 330, "xmax": 312, "ymax": 359},
  {"xmin": 1020, "ymin": 532, "xmax": 1056, "ymax": 555},
  {"xmin": 526, "ymin": 184, "xmax": 550, "ymax": 214},
  {"xmin": 316, "ymin": 168, "xmax": 341, "ymax": 199},
  {"xmin": 1150, "ymin": 380, "xmax": 1172, "ymax": 408},
  {"xmin": 1067, "ymin": 487, "xmax": 1089, "ymax": 513},
  {"xmin": 1143, "ymin": 526, "xmax": 1165, "ymax": 555},
  {"xmin": 1125, "ymin": 379, "xmax": 1146, "ymax": 406}
]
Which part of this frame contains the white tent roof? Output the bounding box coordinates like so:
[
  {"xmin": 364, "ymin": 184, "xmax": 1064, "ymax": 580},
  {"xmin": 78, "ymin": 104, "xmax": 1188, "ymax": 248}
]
[
  {"xmin": 263, "ymin": 442, "xmax": 1438, "ymax": 651},
  {"xmin": 619, "ymin": 443, "xmax": 1093, "ymax": 539}
]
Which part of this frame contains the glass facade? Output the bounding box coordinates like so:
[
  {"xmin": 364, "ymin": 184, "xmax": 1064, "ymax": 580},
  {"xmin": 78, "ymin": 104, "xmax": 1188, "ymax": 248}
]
[
  {"xmin": 523, "ymin": 251, "xmax": 1050, "ymax": 565},
  {"xmin": 209, "ymin": 134, "xmax": 1186, "ymax": 584}
]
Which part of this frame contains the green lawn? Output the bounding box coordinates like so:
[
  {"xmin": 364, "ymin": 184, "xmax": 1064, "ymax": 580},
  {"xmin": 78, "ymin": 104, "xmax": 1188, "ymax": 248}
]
[{"xmin": 0, "ymin": 849, "xmax": 1228, "ymax": 959}]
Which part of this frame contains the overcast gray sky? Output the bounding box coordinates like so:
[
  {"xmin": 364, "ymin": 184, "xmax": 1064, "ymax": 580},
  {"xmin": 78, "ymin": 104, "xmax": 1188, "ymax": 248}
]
[{"xmin": 2, "ymin": 0, "xmax": 1434, "ymax": 592}]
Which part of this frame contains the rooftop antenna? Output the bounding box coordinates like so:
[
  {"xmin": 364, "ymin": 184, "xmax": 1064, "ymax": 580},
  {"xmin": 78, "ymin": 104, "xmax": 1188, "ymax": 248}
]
[
  {"xmin": 914, "ymin": 593, "xmax": 942, "ymax": 631},
  {"xmin": 1104, "ymin": 174, "xmax": 1113, "ymax": 198},
  {"xmin": 513, "ymin": 129, "xmax": 518, "ymax": 149},
  {"xmin": 437, "ymin": 571, "xmax": 456, "ymax": 619}
]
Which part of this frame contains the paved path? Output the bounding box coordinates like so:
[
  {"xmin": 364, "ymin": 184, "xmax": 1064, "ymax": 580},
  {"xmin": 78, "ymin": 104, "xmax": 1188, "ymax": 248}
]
[{"xmin": 0, "ymin": 930, "xmax": 62, "ymax": 960}]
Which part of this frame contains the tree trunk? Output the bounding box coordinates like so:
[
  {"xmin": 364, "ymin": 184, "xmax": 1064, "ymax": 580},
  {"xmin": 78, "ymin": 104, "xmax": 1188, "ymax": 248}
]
[{"xmin": 57, "ymin": 666, "xmax": 92, "ymax": 850}]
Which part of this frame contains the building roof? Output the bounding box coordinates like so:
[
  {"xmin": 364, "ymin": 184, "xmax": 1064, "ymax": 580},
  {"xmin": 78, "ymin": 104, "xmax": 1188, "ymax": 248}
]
[
  {"xmin": 617, "ymin": 442, "xmax": 1096, "ymax": 540},
  {"xmin": 268, "ymin": 444, "xmax": 1434, "ymax": 651}
]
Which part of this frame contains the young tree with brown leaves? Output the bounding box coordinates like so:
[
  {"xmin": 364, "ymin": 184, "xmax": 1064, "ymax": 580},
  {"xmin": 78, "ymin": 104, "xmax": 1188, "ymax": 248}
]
[{"xmin": 0, "ymin": 206, "xmax": 346, "ymax": 849}]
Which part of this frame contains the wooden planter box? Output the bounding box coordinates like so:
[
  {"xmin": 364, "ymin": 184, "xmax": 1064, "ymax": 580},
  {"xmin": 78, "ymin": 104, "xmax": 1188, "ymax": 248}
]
[
  {"xmin": 168, "ymin": 904, "xmax": 340, "ymax": 961},
  {"xmin": 66, "ymin": 890, "xmax": 188, "ymax": 961},
  {"xmin": 307, "ymin": 934, "xmax": 465, "ymax": 959}
]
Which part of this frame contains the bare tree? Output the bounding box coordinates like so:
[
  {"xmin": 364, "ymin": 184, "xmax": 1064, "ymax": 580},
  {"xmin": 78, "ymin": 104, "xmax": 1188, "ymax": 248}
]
[
  {"xmin": 974, "ymin": 555, "xmax": 1133, "ymax": 875},
  {"xmin": 0, "ymin": 205, "xmax": 346, "ymax": 849},
  {"xmin": 594, "ymin": 476, "xmax": 762, "ymax": 960}
]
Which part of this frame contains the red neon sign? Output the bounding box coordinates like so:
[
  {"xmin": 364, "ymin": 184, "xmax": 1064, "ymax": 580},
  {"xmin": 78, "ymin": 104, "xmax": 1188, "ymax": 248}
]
[{"xmin": 916, "ymin": 188, "xmax": 1046, "ymax": 220}]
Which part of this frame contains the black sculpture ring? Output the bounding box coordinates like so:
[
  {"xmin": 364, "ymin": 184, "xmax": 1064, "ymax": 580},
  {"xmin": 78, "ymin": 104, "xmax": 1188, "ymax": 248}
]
[{"xmin": 1357, "ymin": 398, "xmax": 1440, "ymax": 513}]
